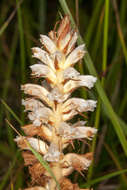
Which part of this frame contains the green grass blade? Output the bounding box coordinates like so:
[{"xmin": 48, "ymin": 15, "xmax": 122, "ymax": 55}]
[
  {"xmin": 88, "ymin": 0, "xmax": 109, "ymax": 180},
  {"xmin": 82, "ymin": 169, "xmax": 127, "ymax": 187},
  {"xmin": 112, "ymin": 0, "xmax": 127, "ymax": 65},
  {"xmin": 92, "ymin": 7, "xmax": 104, "ymax": 60},
  {"xmin": 38, "ymin": 0, "xmax": 46, "ymax": 33},
  {"xmin": 85, "ymin": 0, "xmax": 103, "ymax": 46},
  {"xmin": 102, "ymin": 0, "xmax": 109, "ymax": 86},
  {"xmin": 1, "ymin": 99, "xmax": 23, "ymax": 125},
  {"xmin": 6, "ymin": 113, "xmax": 15, "ymax": 150},
  {"xmin": 104, "ymin": 143, "xmax": 127, "ymax": 185},
  {"xmin": 59, "ymin": 0, "xmax": 127, "ymax": 156}
]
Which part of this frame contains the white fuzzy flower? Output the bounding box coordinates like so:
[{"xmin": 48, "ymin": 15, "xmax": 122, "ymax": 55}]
[
  {"xmin": 28, "ymin": 107, "xmax": 53, "ymax": 126},
  {"xmin": 64, "ymin": 44, "xmax": 85, "ymax": 69},
  {"xmin": 62, "ymin": 98, "xmax": 97, "ymax": 120},
  {"xmin": 32, "ymin": 47, "xmax": 55, "ymax": 71},
  {"xmin": 63, "ymin": 67, "xmax": 80, "ymax": 80},
  {"xmin": 30, "ymin": 63, "xmax": 58, "ymax": 84},
  {"xmin": 14, "ymin": 136, "xmax": 48, "ymax": 154},
  {"xmin": 44, "ymin": 143, "xmax": 61, "ymax": 162},
  {"xmin": 22, "ymin": 98, "xmax": 45, "ymax": 112},
  {"xmin": 15, "ymin": 16, "xmax": 97, "ymax": 190},
  {"xmin": 61, "ymin": 153, "xmax": 92, "ymax": 173},
  {"xmin": 64, "ymin": 75, "xmax": 97, "ymax": 93},
  {"xmin": 59, "ymin": 122, "xmax": 97, "ymax": 140},
  {"xmin": 40, "ymin": 35, "xmax": 57, "ymax": 54},
  {"xmin": 21, "ymin": 84, "xmax": 53, "ymax": 107}
]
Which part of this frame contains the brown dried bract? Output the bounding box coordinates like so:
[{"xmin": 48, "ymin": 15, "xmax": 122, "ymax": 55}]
[
  {"xmin": 22, "ymin": 151, "xmax": 37, "ymax": 166},
  {"xmin": 22, "ymin": 124, "xmax": 52, "ymax": 142},
  {"xmin": 29, "ymin": 162, "xmax": 50, "ymax": 186},
  {"xmin": 57, "ymin": 15, "xmax": 70, "ymax": 40},
  {"xmin": 59, "ymin": 178, "xmax": 76, "ymax": 190},
  {"xmin": 59, "ymin": 177, "xmax": 91, "ymax": 190}
]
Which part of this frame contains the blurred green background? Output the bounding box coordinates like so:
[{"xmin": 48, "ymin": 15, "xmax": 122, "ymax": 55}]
[{"xmin": 0, "ymin": 0, "xmax": 127, "ymax": 189}]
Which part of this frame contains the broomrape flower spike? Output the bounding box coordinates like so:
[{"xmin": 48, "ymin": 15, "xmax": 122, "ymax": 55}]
[{"xmin": 15, "ymin": 15, "xmax": 97, "ymax": 190}]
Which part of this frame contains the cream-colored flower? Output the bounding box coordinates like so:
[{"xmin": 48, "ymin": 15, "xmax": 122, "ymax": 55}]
[
  {"xmin": 64, "ymin": 75, "xmax": 97, "ymax": 93},
  {"xmin": 21, "ymin": 84, "xmax": 53, "ymax": 107},
  {"xmin": 44, "ymin": 143, "xmax": 61, "ymax": 162},
  {"xmin": 62, "ymin": 98, "xmax": 97, "ymax": 120},
  {"xmin": 14, "ymin": 136, "xmax": 48, "ymax": 154},
  {"xmin": 58, "ymin": 122, "xmax": 97, "ymax": 140},
  {"xmin": 32, "ymin": 47, "xmax": 55, "ymax": 71},
  {"xmin": 40, "ymin": 35, "xmax": 57, "ymax": 54},
  {"xmin": 61, "ymin": 153, "xmax": 92, "ymax": 174},
  {"xmin": 64, "ymin": 44, "xmax": 85, "ymax": 69}
]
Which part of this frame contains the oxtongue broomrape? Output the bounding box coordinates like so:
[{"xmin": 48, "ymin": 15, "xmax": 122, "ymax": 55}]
[{"xmin": 15, "ymin": 15, "xmax": 97, "ymax": 190}]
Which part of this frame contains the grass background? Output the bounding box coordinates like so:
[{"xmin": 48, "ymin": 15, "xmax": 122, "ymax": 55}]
[{"xmin": 0, "ymin": 0, "xmax": 127, "ymax": 189}]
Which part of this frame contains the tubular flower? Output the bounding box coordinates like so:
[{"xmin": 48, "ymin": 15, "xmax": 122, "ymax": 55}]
[{"xmin": 15, "ymin": 15, "xmax": 97, "ymax": 190}]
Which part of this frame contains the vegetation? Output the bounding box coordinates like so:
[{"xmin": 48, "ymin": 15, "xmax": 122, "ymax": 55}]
[{"xmin": 0, "ymin": 0, "xmax": 127, "ymax": 189}]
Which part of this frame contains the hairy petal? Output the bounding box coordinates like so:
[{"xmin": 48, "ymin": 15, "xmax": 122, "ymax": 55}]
[
  {"xmin": 14, "ymin": 136, "xmax": 48, "ymax": 154},
  {"xmin": 63, "ymin": 67, "xmax": 80, "ymax": 80},
  {"xmin": 28, "ymin": 107, "xmax": 53, "ymax": 126},
  {"xmin": 21, "ymin": 84, "xmax": 53, "ymax": 107},
  {"xmin": 44, "ymin": 143, "xmax": 61, "ymax": 162},
  {"xmin": 61, "ymin": 153, "xmax": 92, "ymax": 172},
  {"xmin": 62, "ymin": 98, "xmax": 97, "ymax": 120},
  {"xmin": 64, "ymin": 75, "xmax": 97, "ymax": 93},
  {"xmin": 48, "ymin": 87, "xmax": 70, "ymax": 103},
  {"xmin": 59, "ymin": 122, "xmax": 97, "ymax": 140},
  {"xmin": 30, "ymin": 64, "xmax": 56, "ymax": 83},
  {"xmin": 22, "ymin": 124, "xmax": 52, "ymax": 142},
  {"xmin": 64, "ymin": 45, "xmax": 85, "ymax": 68},
  {"xmin": 32, "ymin": 47, "xmax": 55, "ymax": 71},
  {"xmin": 40, "ymin": 35, "xmax": 57, "ymax": 54},
  {"xmin": 65, "ymin": 31, "xmax": 78, "ymax": 55},
  {"xmin": 78, "ymin": 75, "xmax": 97, "ymax": 89},
  {"xmin": 22, "ymin": 98, "xmax": 45, "ymax": 112},
  {"xmin": 30, "ymin": 64, "xmax": 49, "ymax": 77}
]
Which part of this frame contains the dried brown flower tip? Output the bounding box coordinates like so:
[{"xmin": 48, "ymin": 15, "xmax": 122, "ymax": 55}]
[
  {"xmin": 59, "ymin": 178, "xmax": 91, "ymax": 190},
  {"xmin": 15, "ymin": 15, "xmax": 97, "ymax": 190},
  {"xmin": 24, "ymin": 187, "xmax": 46, "ymax": 190}
]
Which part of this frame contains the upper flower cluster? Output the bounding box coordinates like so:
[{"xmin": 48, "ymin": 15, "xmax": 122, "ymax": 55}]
[{"xmin": 15, "ymin": 15, "xmax": 97, "ymax": 190}]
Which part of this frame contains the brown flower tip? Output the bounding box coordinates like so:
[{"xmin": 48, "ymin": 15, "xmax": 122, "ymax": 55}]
[
  {"xmin": 29, "ymin": 162, "xmax": 50, "ymax": 186},
  {"xmin": 22, "ymin": 151, "xmax": 37, "ymax": 166},
  {"xmin": 24, "ymin": 187, "xmax": 46, "ymax": 190},
  {"xmin": 59, "ymin": 177, "xmax": 91, "ymax": 190},
  {"xmin": 59, "ymin": 177, "xmax": 78, "ymax": 190},
  {"xmin": 22, "ymin": 124, "xmax": 52, "ymax": 142}
]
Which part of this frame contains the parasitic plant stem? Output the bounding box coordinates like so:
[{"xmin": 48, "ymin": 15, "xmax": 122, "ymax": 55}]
[{"xmin": 15, "ymin": 16, "xmax": 97, "ymax": 190}]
